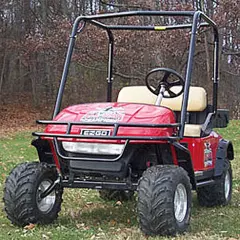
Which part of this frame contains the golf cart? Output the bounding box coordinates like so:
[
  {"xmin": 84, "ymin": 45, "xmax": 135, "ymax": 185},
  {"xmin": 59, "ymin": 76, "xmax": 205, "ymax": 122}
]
[{"xmin": 4, "ymin": 10, "xmax": 234, "ymax": 236}]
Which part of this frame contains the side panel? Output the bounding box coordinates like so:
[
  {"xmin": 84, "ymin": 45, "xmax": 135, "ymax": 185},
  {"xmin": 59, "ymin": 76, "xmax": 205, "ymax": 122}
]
[{"xmin": 180, "ymin": 131, "xmax": 221, "ymax": 171}]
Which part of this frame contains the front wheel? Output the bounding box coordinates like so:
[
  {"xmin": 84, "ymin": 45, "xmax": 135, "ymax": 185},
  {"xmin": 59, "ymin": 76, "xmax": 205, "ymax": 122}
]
[
  {"xmin": 137, "ymin": 165, "xmax": 192, "ymax": 236},
  {"xmin": 3, "ymin": 162, "xmax": 63, "ymax": 226}
]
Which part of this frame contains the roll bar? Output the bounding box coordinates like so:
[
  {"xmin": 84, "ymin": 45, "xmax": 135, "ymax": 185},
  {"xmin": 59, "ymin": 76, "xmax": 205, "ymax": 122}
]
[{"xmin": 53, "ymin": 10, "xmax": 219, "ymax": 139}]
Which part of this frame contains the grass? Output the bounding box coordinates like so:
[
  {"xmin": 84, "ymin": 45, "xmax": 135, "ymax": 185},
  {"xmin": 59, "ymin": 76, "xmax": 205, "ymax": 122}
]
[{"xmin": 0, "ymin": 121, "xmax": 239, "ymax": 240}]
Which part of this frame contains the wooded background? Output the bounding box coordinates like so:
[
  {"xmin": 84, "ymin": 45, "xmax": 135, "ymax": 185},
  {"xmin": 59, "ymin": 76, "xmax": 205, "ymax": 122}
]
[{"xmin": 0, "ymin": 0, "xmax": 239, "ymax": 118}]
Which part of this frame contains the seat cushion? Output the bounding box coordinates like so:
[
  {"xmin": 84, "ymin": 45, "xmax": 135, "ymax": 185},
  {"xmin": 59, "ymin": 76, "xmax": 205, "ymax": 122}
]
[
  {"xmin": 117, "ymin": 86, "xmax": 157, "ymax": 105},
  {"xmin": 161, "ymin": 86, "xmax": 207, "ymax": 112},
  {"xmin": 117, "ymin": 86, "xmax": 207, "ymax": 111},
  {"xmin": 184, "ymin": 124, "xmax": 202, "ymax": 137}
]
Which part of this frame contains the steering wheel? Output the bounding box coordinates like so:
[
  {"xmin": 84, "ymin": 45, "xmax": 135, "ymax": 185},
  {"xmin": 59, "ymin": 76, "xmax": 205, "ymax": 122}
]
[{"xmin": 145, "ymin": 68, "xmax": 185, "ymax": 98}]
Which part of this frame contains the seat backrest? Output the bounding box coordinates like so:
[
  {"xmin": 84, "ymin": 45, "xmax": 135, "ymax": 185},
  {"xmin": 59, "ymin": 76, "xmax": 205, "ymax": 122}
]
[{"xmin": 117, "ymin": 86, "xmax": 207, "ymax": 112}]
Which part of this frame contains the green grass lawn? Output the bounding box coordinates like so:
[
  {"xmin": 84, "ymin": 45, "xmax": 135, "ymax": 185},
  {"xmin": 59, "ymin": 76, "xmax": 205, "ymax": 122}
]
[{"xmin": 0, "ymin": 121, "xmax": 239, "ymax": 240}]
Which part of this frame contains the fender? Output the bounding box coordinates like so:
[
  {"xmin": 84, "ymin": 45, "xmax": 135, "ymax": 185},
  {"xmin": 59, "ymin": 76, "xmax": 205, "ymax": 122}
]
[
  {"xmin": 172, "ymin": 142, "xmax": 196, "ymax": 190},
  {"xmin": 214, "ymin": 139, "xmax": 234, "ymax": 177},
  {"xmin": 31, "ymin": 138, "xmax": 54, "ymax": 164}
]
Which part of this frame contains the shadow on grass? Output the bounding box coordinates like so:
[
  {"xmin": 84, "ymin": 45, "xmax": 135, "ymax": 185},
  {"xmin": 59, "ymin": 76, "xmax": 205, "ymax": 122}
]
[
  {"xmin": 58, "ymin": 199, "xmax": 138, "ymax": 229},
  {"xmin": 58, "ymin": 191, "xmax": 240, "ymax": 236}
]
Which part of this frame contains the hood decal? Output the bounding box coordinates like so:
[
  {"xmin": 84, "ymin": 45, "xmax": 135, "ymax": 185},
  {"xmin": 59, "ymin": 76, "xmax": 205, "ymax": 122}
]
[{"xmin": 81, "ymin": 107, "xmax": 125, "ymax": 123}]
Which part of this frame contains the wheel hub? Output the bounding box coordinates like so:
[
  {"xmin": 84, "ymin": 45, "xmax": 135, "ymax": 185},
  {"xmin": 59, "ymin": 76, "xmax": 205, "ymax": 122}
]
[
  {"xmin": 174, "ymin": 183, "xmax": 188, "ymax": 222},
  {"xmin": 224, "ymin": 171, "xmax": 231, "ymax": 200},
  {"xmin": 37, "ymin": 180, "xmax": 56, "ymax": 213}
]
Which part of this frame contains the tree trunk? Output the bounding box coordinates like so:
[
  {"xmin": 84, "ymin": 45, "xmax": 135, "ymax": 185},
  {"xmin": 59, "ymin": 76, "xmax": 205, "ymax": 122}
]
[{"xmin": 0, "ymin": 51, "xmax": 7, "ymax": 96}]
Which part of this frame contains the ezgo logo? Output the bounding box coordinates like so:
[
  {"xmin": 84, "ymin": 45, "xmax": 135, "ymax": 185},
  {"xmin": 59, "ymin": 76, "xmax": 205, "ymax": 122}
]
[{"xmin": 81, "ymin": 129, "xmax": 111, "ymax": 136}]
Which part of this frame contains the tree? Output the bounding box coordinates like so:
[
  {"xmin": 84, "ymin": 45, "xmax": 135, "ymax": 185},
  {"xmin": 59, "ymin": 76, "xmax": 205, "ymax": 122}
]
[{"xmin": 0, "ymin": 0, "xmax": 239, "ymax": 118}]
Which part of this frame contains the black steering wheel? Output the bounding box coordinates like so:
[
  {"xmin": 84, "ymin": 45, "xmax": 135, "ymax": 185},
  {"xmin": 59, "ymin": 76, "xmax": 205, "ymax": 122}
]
[{"xmin": 145, "ymin": 68, "xmax": 185, "ymax": 98}]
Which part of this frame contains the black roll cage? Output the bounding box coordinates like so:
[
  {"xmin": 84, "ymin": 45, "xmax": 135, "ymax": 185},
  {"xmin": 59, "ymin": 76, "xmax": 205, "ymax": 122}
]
[{"xmin": 34, "ymin": 10, "xmax": 219, "ymax": 140}]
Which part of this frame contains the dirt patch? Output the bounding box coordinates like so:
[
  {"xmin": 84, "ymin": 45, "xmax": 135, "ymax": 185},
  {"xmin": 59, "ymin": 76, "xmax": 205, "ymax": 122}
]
[{"xmin": 0, "ymin": 94, "xmax": 51, "ymax": 137}]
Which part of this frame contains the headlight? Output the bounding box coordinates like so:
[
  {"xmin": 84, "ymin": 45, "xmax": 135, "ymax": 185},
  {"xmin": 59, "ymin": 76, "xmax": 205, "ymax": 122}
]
[{"xmin": 62, "ymin": 142, "xmax": 124, "ymax": 155}]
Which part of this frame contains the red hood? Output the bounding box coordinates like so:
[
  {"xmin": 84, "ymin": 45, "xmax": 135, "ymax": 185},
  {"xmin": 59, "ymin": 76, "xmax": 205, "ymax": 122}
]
[{"xmin": 45, "ymin": 102, "xmax": 176, "ymax": 142}]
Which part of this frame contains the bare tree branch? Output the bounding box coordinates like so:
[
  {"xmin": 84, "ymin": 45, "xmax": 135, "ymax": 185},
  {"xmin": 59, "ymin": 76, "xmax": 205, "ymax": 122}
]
[
  {"xmin": 222, "ymin": 70, "xmax": 240, "ymax": 77},
  {"xmin": 99, "ymin": 0, "xmax": 148, "ymax": 10},
  {"xmin": 77, "ymin": 62, "xmax": 141, "ymax": 80},
  {"xmin": 114, "ymin": 71, "xmax": 141, "ymax": 80},
  {"xmin": 179, "ymin": 50, "xmax": 205, "ymax": 72},
  {"xmin": 222, "ymin": 51, "xmax": 240, "ymax": 56}
]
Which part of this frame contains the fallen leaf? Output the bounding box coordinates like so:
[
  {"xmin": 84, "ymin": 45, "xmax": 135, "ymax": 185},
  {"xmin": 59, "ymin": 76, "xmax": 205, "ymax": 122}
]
[
  {"xmin": 109, "ymin": 219, "xmax": 116, "ymax": 226},
  {"xmin": 24, "ymin": 223, "xmax": 36, "ymax": 230},
  {"xmin": 42, "ymin": 234, "xmax": 50, "ymax": 239},
  {"xmin": 76, "ymin": 223, "xmax": 85, "ymax": 229},
  {"xmin": 116, "ymin": 201, "xmax": 122, "ymax": 206}
]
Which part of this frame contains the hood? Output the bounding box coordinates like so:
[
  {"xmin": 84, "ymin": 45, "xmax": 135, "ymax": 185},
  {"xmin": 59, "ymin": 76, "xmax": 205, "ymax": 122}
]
[{"xmin": 45, "ymin": 102, "xmax": 176, "ymax": 142}]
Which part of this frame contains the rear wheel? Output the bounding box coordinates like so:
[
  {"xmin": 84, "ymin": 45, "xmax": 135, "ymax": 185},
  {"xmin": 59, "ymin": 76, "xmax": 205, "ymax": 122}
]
[
  {"xmin": 137, "ymin": 165, "xmax": 192, "ymax": 236},
  {"xmin": 99, "ymin": 190, "xmax": 134, "ymax": 201},
  {"xmin": 197, "ymin": 160, "xmax": 232, "ymax": 207},
  {"xmin": 3, "ymin": 162, "xmax": 63, "ymax": 226}
]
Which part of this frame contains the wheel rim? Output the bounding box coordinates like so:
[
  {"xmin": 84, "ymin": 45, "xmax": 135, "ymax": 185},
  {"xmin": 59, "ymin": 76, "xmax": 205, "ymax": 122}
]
[
  {"xmin": 174, "ymin": 183, "xmax": 188, "ymax": 222},
  {"xmin": 36, "ymin": 180, "xmax": 56, "ymax": 213},
  {"xmin": 225, "ymin": 170, "xmax": 231, "ymax": 200}
]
